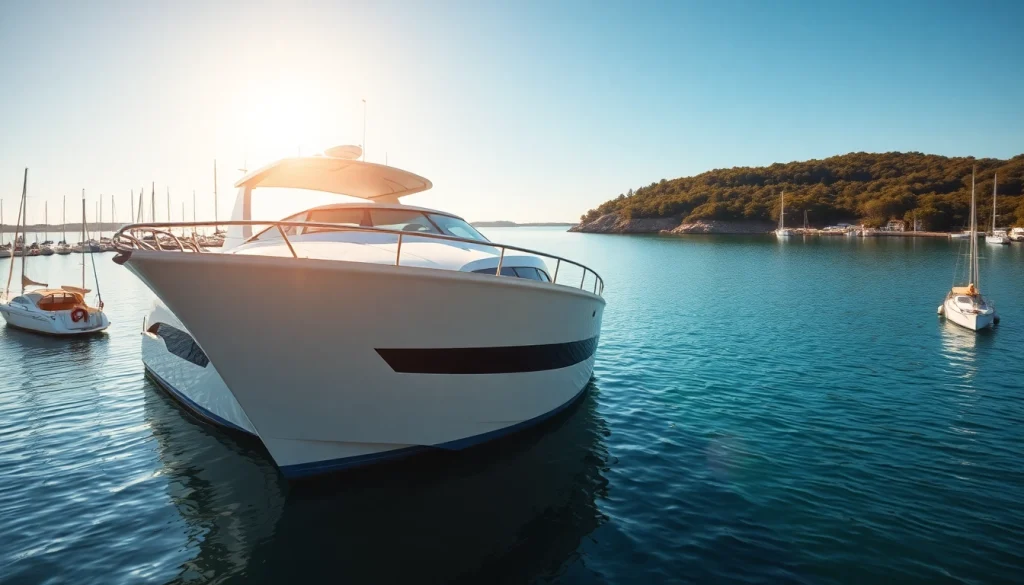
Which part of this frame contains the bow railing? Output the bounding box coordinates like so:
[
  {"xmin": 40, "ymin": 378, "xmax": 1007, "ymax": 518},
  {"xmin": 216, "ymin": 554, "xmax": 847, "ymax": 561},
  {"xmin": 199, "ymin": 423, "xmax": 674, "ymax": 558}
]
[{"xmin": 113, "ymin": 220, "xmax": 605, "ymax": 296}]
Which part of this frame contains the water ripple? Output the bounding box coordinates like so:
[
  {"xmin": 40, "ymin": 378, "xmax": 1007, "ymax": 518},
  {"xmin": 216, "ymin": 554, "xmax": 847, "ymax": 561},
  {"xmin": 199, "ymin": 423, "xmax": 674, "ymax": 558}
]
[{"xmin": 2, "ymin": 236, "xmax": 1024, "ymax": 584}]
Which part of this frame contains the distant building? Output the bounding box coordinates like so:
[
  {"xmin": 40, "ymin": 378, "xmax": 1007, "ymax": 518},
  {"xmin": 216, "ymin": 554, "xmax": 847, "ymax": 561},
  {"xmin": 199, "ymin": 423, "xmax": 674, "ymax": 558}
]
[{"xmin": 885, "ymin": 220, "xmax": 906, "ymax": 232}]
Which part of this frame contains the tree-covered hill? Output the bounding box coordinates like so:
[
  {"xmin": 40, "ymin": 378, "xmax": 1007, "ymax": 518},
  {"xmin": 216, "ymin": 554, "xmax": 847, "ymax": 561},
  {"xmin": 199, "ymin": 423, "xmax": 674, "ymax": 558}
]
[{"xmin": 579, "ymin": 152, "xmax": 1024, "ymax": 231}]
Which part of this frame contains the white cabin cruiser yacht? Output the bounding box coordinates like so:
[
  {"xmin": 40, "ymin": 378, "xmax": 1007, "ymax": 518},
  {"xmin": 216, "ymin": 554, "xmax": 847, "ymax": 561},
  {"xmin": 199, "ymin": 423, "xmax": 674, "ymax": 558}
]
[{"xmin": 114, "ymin": 147, "xmax": 605, "ymax": 479}]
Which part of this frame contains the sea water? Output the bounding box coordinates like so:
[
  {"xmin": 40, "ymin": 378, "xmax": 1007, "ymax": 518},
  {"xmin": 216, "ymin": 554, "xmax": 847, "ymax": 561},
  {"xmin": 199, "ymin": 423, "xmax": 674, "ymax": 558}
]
[{"xmin": 1, "ymin": 231, "xmax": 1023, "ymax": 584}]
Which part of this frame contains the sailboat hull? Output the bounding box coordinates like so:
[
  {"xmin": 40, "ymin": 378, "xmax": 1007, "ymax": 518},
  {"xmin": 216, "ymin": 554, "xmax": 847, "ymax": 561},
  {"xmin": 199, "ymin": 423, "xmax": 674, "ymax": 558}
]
[
  {"xmin": 942, "ymin": 297, "xmax": 996, "ymax": 331},
  {"xmin": 0, "ymin": 303, "xmax": 109, "ymax": 335}
]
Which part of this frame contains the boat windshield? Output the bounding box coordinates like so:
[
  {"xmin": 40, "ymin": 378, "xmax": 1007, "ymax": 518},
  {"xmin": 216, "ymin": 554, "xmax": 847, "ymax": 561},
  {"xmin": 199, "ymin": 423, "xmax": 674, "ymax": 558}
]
[
  {"xmin": 253, "ymin": 208, "xmax": 490, "ymax": 243},
  {"xmin": 426, "ymin": 213, "xmax": 488, "ymax": 242}
]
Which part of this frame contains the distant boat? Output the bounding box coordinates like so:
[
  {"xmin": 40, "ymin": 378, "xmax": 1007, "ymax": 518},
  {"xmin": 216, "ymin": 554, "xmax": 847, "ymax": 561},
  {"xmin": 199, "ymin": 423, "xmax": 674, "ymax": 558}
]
[
  {"xmin": 775, "ymin": 191, "xmax": 793, "ymax": 237},
  {"xmin": 55, "ymin": 195, "xmax": 72, "ymax": 254},
  {"xmin": 0, "ymin": 200, "xmax": 9, "ymax": 259},
  {"xmin": 939, "ymin": 170, "xmax": 998, "ymax": 331},
  {"xmin": 1010, "ymin": 227, "xmax": 1024, "ymax": 242},
  {"xmin": 985, "ymin": 173, "xmax": 1010, "ymax": 245},
  {"xmin": 949, "ymin": 231, "xmax": 971, "ymax": 239}
]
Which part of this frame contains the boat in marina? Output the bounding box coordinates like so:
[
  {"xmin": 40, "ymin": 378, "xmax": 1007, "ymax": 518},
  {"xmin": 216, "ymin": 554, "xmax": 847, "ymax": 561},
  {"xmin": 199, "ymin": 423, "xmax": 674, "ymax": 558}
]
[
  {"xmin": 55, "ymin": 196, "xmax": 73, "ymax": 254},
  {"xmin": 939, "ymin": 170, "xmax": 998, "ymax": 331},
  {"xmin": 0, "ymin": 174, "xmax": 110, "ymax": 335},
  {"xmin": 39, "ymin": 203, "xmax": 55, "ymax": 255},
  {"xmin": 985, "ymin": 173, "xmax": 1010, "ymax": 245},
  {"xmin": 0, "ymin": 201, "xmax": 9, "ymax": 259},
  {"xmin": 775, "ymin": 191, "xmax": 793, "ymax": 237},
  {"xmin": 113, "ymin": 146, "xmax": 605, "ymax": 479},
  {"xmin": 1010, "ymin": 227, "xmax": 1024, "ymax": 242},
  {"xmin": 949, "ymin": 230, "xmax": 972, "ymax": 239}
]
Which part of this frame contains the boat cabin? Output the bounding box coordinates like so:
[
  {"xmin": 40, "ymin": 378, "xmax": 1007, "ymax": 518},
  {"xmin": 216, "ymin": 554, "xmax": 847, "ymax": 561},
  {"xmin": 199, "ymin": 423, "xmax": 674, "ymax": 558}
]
[{"xmin": 10, "ymin": 289, "xmax": 87, "ymax": 311}]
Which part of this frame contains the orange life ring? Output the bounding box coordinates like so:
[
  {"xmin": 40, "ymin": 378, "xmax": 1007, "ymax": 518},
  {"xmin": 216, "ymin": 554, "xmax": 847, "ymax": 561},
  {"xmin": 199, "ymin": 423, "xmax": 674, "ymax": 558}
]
[{"xmin": 71, "ymin": 308, "xmax": 88, "ymax": 323}]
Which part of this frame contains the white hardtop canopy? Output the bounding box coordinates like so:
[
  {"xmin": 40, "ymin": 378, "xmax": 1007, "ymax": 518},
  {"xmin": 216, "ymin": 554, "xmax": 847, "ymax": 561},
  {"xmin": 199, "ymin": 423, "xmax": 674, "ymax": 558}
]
[{"xmin": 235, "ymin": 146, "xmax": 432, "ymax": 204}]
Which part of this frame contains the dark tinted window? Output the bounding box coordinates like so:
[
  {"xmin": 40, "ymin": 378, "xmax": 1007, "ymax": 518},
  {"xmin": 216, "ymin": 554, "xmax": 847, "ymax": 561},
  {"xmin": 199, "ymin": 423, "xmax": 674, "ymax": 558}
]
[
  {"xmin": 472, "ymin": 266, "xmax": 550, "ymax": 282},
  {"xmin": 148, "ymin": 323, "xmax": 210, "ymax": 368},
  {"xmin": 512, "ymin": 267, "xmax": 542, "ymax": 280}
]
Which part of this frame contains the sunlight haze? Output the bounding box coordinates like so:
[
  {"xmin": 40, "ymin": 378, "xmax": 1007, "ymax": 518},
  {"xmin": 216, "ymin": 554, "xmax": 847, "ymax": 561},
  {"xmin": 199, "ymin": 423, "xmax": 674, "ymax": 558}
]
[{"xmin": 2, "ymin": 0, "xmax": 1022, "ymax": 224}]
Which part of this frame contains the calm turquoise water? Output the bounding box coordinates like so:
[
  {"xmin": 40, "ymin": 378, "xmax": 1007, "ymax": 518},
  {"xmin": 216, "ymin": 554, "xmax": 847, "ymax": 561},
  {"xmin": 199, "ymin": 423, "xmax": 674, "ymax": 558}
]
[{"xmin": 2, "ymin": 230, "xmax": 1024, "ymax": 584}]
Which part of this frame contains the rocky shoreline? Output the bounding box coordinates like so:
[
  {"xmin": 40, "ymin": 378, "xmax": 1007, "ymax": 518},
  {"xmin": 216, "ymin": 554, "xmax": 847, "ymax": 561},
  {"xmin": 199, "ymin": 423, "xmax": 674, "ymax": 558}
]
[{"xmin": 568, "ymin": 214, "xmax": 775, "ymax": 234}]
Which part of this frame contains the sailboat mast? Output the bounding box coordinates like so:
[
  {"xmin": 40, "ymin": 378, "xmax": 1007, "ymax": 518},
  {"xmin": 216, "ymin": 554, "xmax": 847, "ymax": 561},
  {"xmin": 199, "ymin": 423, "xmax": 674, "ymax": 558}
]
[
  {"xmin": 131, "ymin": 189, "xmax": 135, "ymax": 224},
  {"xmin": 166, "ymin": 186, "xmax": 170, "ymax": 227},
  {"xmin": 81, "ymin": 190, "xmax": 87, "ymax": 289},
  {"xmin": 20, "ymin": 170, "xmax": 28, "ymax": 294},
  {"xmin": 44, "ymin": 201, "xmax": 48, "ymax": 242},
  {"xmin": 214, "ymin": 159, "xmax": 218, "ymax": 227},
  {"xmin": 62, "ymin": 195, "xmax": 66, "ymax": 242},
  {"xmin": 969, "ymin": 170, "xmax": 979, "ymax": 289},
  {"xmin": 992, "ymin": 173, "xmax": 998, "ymax": 233},
  {"xmin": 151, "ymin": 182, "xmax": 155, "ymax": 223},
  {"xmin": 779, "ymin": 191, "xmax": 785, "ymax": 230}
]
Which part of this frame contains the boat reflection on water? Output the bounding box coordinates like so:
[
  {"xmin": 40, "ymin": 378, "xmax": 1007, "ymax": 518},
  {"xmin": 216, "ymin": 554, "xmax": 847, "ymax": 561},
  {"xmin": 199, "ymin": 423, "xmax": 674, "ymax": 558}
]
[
  {"xmin": 938, "ymin": 320, "xmax": 995, "ymax": 384},
  {"xmin": 143, "ymin": 383, "xmax": 285, "ymax": 580},
  {"xmin": 145, "ymin": 379, "xmax": 610, "ymax": 584}
]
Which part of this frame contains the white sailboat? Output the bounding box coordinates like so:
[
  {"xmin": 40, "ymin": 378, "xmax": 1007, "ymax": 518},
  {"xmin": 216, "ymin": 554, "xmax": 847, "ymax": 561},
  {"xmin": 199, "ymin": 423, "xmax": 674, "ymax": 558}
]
[
  {"xmin": 0, "ymin": 174, "xmax": 110, "ymax": 335},
  {"xmin": 0, "ymin": 200, "xmax": 10, "ymax": 259},
  {"xmin": 55, "ymin": 195, "xmax": 72, "ymax": 254},
  {"xmin": 775, "ymin": 190, "xmax": 793, "ymax": 237},
  {"xmin": 985, "ymin": 173, "xmax": 1010, "ymax": 245},
  {"xmin": 40, "ymin": 201, "xmax": 55, "ymax": 255},
  {"xmin": 939, "ymin": 170, "xmax": 999, "ymax": 331}
]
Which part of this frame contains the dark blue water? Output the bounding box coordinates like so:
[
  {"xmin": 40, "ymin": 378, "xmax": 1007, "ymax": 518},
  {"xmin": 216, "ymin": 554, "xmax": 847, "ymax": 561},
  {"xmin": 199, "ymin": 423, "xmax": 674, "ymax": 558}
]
[{"xmin": 2, "ymin": 231, "xmax": 1023, "ymax": 584}]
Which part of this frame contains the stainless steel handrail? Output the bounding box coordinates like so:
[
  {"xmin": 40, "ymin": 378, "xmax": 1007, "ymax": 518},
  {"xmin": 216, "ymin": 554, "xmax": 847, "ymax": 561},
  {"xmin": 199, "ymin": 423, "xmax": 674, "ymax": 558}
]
[{"xmin": 113, "ymin": 220, "xmax": 605, "ymax": 296}]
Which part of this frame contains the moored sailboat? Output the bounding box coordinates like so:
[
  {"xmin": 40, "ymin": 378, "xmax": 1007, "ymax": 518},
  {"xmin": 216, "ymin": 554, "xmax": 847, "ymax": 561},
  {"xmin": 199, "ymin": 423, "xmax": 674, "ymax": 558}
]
[
  {"xmin": 0, "ymin": 175, "xmax": 110, "ymax": 335},
  {"xmin": 0, "ymin": 200, "xmax": 10, "ymax": 259},
  {"xmin": 985, "ymin": 173, "xmax": 1010, "ymax": 245},
  {"xmin": 775, "ymin": 190, "xmax": 793, "ymax": 237},
  {"xmin": 939, "ymin": 170, "xmax": 999, "ymax": 331}
]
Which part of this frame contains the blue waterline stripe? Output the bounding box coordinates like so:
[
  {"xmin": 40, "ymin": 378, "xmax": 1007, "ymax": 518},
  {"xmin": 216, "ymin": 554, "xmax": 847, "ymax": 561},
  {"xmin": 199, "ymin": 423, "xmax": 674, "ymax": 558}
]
[
  {"xmin": 144, "ymin": 366, "xmax": 254, "ymax": 436},
  {"xmin": 376, "ymin": 336, "xmax": 599, "ymax": 374},
  {"xmin": 279, "ymin": 380, "xmax": 592, "ymax": 479}
]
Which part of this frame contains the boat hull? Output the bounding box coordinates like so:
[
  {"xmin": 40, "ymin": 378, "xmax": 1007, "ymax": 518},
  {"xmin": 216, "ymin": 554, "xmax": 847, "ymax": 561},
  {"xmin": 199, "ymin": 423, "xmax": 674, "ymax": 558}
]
[
  {"xmin": 124, "ymin": 251, "xmax": 604, "ymax": 478},
  {"xmin": 141, "ymin": 302, "xmax": 257, "ymax": 435},
  {"xmin": 942, "ymin": 297, "xmax": 995, "ymax": 331},
  {"xmin": 0, "ymin": 303, "xmax": 109, "ymax": 335}
]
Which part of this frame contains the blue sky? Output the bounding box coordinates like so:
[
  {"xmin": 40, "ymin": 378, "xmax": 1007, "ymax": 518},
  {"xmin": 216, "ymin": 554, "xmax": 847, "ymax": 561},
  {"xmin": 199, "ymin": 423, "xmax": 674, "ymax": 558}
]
[{"xmin": 1, "ymin": 0, "xmax": 1022, "ymax": 223}]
